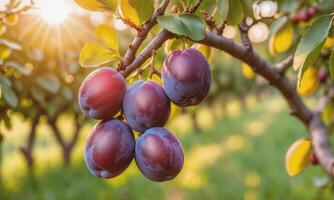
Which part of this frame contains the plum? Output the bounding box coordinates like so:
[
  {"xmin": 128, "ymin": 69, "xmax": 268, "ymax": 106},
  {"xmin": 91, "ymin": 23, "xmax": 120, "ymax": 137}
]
[
  {"xmin": 79, "ymin": 67, "xmax": 126, "ymax": 120},
  {"xmin": 162, "ymin": 48, "xmax": 211, "ymax": 107},
  {"xmin": 123, "ymin": 80, "xmax": 171, "ymax": 132},
  {"xmin": 135, "ymin": 127, "xmax": 184, "ymax": 182},
  {"xmin": 299, "ymin": 11, "xmax": 311, "ymax": 22},
  {"xmin": 84, "ymin": 119, "xmax": 135, "ymax": 179},
  {"xmin": 307, "ymin": 6, "xmax": 317, "ymax": 17}
]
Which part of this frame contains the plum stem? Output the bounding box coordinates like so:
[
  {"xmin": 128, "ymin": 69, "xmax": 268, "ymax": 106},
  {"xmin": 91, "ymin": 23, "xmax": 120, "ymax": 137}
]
[{"xmin": 148, "ymin": 50, "xmax": 161, "ymax": 79}]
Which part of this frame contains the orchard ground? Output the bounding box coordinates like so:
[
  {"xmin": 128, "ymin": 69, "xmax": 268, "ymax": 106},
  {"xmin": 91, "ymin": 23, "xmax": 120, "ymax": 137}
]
[{"xmin": 1, "ymin": 94, "xmax": 333, "ymax": 200}]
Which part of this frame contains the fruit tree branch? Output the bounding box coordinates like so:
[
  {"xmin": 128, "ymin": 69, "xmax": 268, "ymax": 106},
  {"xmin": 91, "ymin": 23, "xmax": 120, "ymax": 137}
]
[
  {"xmin": 120, "ymin": 27, "xmax": 334, "ymax": 177},
  {"xmin": 275, "ymin": 55, "xmax": 294, "ymax": 75},
  {"xmin": 122, "ymin": 0, "xmax": 170, "ymax": 67}
]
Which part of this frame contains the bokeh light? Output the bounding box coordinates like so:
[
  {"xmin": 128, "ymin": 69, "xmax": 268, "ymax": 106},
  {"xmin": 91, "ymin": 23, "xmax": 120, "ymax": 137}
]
[
  {"xmin": 248, "ymin": 22, "xmax": 269, "ymax": 43},
  {"xmin": 37, "ymin": 0, "xmax": 72, "ymax": 25}
]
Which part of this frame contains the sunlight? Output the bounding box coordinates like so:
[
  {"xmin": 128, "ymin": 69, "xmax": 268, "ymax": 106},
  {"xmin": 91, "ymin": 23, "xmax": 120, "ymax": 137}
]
[{"xmin": 38, "ymin": 0, "xmax": 72, "ymax": 25}]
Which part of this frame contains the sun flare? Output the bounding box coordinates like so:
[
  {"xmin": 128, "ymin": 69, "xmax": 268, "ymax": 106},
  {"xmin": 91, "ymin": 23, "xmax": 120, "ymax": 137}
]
[{"xmin": 38, "ymin": 0, "xmax": 72, "ymax": 25}]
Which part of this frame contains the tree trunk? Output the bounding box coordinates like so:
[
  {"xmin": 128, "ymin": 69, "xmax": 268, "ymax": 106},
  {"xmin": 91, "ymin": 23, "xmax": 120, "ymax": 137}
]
[
  {"xmin": 20, "ymin": 115, "xmax": 39, "ymax": 169},
  {"xmin": 63, "ymin": 146, "xmax": 71, "ymax": 166},
  {"xmin": 49, "ymin": 115, "xmax": 82, "ymax": 166},
  {"xmin": 238, "ymin": 91, "xmax": 248, "ymax": 111},
  {"xmin": 191, "ymin": 112, "xmax": 201, "ymax": 133}
]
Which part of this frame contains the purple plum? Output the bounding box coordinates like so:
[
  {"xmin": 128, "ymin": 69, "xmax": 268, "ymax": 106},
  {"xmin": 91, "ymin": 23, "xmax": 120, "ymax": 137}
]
[
  {"xmin": 123, "ymin": 80, "xmax": 171, "ymax": 132},
  {"xmin": 84, "ymin": 119, "xmax": 135, "ymax": 179},
  {"xmin": 162, "ymin": 48, "xmax": 211, "ymax": 107},
  {"xmin": 135, "ymin": 127, "xmax": 184, "ymax": 182},
  {"xmin": 79, "ymin": 67, "xmax": 127, "ymax": 120}
]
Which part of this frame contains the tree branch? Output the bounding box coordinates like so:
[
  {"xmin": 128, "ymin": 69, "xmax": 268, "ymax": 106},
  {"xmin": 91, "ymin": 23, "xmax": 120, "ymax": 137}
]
[
  {"xmin": 20, "ymin": 113, "xmax": 40, "ymax": 168},
  {"xmin": 238, "ymin": 19, "xmax": 252, "ymax": 51},
  {"xmin": 121, "ymin": 27, "xmax": 334, "ymax": 178},
  {"xmin": 188, "ymin": 0, "xmax": 203, "ymax": 13},
  {"xmin": 122, "ymin": 0, "xmax": 170, "ymax": 67},
  {"xmin": 121, "ymin": 29, "xmax": 172, "ymax": 77},
  {"xmin": 275, "ymin": 55, "xmax": 293, "ymax": 75}
]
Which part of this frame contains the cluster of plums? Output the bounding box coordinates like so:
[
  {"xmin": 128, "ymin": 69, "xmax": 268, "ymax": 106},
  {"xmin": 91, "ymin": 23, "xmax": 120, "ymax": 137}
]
[
  {"xmin": 78, "ymin": 48, "xmax": 212, "ymax": 182},
  {"xmin": 290, "ymin": 6, "xmax": 317, "ymax": 23}
]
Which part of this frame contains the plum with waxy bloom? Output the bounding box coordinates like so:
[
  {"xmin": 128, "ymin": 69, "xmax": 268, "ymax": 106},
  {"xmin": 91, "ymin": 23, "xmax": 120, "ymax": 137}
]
[
  {"xmin": 79, "ymin": 67, "xmax": 127, "ymax": 120},
  {"xmin": 84, "ymin": 119, "xmax": 135, "ymax": 179},
  {"xmin": 162, "ymin": 48, "xmax": 211, "ymax": 107}
]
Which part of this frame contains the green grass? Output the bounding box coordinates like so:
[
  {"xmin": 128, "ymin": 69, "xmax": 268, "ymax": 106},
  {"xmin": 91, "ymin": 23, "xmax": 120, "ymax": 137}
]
[{"xmin": 1, "ymin": 95, "xmax": 334, "ymax": 200}]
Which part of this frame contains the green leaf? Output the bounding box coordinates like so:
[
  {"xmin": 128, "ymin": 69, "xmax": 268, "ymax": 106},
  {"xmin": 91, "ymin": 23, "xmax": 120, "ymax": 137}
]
[
  {"xmin": 129, "ymin": 0, "xmax": 154, "ymax": 23},
  {"xmin": 36, "ymin": 74, "xmax": 61, "ymax": 93},
  {"xmin": 297, "ymin": 42, "xmax": 324, "ymax": 86},
  {"xmin": 294, "ymin": 15, "xmax": 333, "ymax": 71},
  {"xmin": 5, "ymin": 61, "xmax": 32, "ymax": 75},
  {"xmin": 217, "ymin": 0, "xmax": 243, "ymax": 26},
  {"xmin": 277, "ymin": 0, "xmax": 298, "ymax": 13},
  {"xmin": 294, "ymin": 15, "xmax": 334, "ymax": 82},
  {"xmin": 217, "ymin": 0, "xmax": 229, "ymax": 19},
  {"xmin": 0, "ymin": 73, "xmax": 12, "ymax": 87},
  {"xmin": 227, "ymin": 0, "xmax": 243, "ymax": 25},
  {"xmin": 270, "ymin": 16, "xmax": 288, "ymax": 34},
  {"xmin": 62, "ymin": 86, "xmax": 73, "ymax": 101},
  {"xmin": 95, "ymin": 24, "xmax": 119, "ymax": 51},
  {"xmin": 79, "ymin": 42, "xmax": 121, "ymax": 68},
  {"xmin": 31, "ymin": 87, "xmax": 45, "ymax": 102},
  {"xmin": 2, "ymin": 85, "xmax": 18, "ymax": 108},
  {"xmin": 240, "ymin": 0, "xmax": 254, "ymax": 17},
  {"xmin": 157, "ymin": 14, "xmax": 206, "ymax": 41},
  {"xmin": 329, "ymin": 50, "xmax": 334, "ymax": 79}
]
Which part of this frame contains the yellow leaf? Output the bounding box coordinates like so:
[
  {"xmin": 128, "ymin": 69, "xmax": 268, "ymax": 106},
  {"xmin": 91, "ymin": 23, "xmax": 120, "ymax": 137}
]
[
  {"xmin": 322, "ymin": 101, "xmax": 334, "ymax": 125},
  {"xmin": 74, "ymin": 0, "xmax": 105, "ymax": 11},
  {"xmin": 6, "ymin": 13, "xmax": 18, "ymax": 26},
  {"xmin": 297, "ymin": 66, "xmax": 319, "ymax": 96},
  {"xmin": 269, "ymin": 21, "xmax": 294, "ymax": 55},
  {"xmin": 79, "ymin": 42, "xmax": 120, "ymax": 68},
  {"xmin": 0, "ymin": 44, "xmax": 12, "ymax": 61},
  {"xmin": 149, "ymin": 74, "xmax": 162, "ymax": 86},
  {"xmin": 95, "ymin": 24, "xmax": 119, "ymax": 51},
  {"xmin": 241, "ymin": 63, "xmax": 256, "ymax": 79},
  {"xmin": 324, "ymin": 37, "xmax": 334, "ymax": 49},
  {"xmin": 165, "ymin": 39, "xmax": 183, "ymax": 54},
  {"xmin": 285, "ymin": 138, "xmax": 312, "ymax": 177},
  {"xmin": 120, "ymin": 0, "xmax": 140, "ymax": 27},
  {"xmin": 192, "ymin": 44, "xmax": 213, "ymax": 62},
  {"xmin": 0, "ymin": 25, "xmax": 6, "ymax": 36}
]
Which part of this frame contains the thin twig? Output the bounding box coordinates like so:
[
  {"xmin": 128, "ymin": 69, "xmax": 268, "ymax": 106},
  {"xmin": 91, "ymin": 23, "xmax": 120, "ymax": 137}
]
[
  {"xmin": 275, "ymin": 55, "xmax": 293, "ymax": 75},
  {"xmin": 122, "ymin": 0, "xmax": 170, "ymax": 67},
  {"xmin": 148, "ymin": 51, "xmax": 161, "ymax": 78}
]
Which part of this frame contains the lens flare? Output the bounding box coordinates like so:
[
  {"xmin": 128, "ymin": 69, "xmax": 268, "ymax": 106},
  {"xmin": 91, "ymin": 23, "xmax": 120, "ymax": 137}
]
[{"xmin": 38, "ymin": 0, "xmax": 72, "ymax": 25}]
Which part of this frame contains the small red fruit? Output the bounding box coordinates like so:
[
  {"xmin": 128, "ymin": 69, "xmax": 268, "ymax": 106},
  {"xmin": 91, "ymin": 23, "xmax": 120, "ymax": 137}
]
[
  {"xmin": 299, "ymin": 11, "xmax": 311, "ymax": 22},
  {"xmin": 318, "ymin": 68, "xmax": 328, "ymax": 84},
  {"xmin": 309, "ymin": 152, "xmax": 319, "ymax": 166},
  {"xmin": 307, "ymin": 6, "xmax": 317, "ymax": 17}
]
